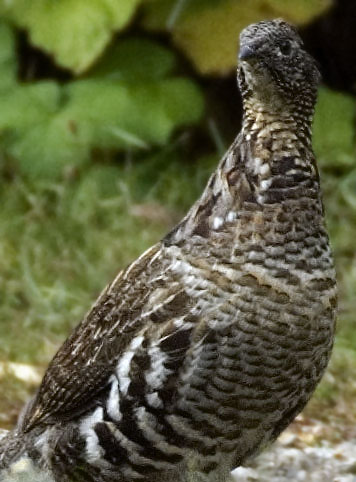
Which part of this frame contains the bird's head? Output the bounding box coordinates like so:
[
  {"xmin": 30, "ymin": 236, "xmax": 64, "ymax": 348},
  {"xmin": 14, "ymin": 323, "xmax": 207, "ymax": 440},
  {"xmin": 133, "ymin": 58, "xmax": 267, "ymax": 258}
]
[{"xmin": 238, "ymin": 19, "xmax": 320, "ymax": 111}]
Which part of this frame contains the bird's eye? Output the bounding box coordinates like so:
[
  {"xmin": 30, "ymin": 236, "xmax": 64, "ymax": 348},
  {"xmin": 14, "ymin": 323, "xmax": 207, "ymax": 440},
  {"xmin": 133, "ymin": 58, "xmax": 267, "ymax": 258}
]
[{"xmin": 279, "ymin": 40, "xmax": 292, "ymax": 56}]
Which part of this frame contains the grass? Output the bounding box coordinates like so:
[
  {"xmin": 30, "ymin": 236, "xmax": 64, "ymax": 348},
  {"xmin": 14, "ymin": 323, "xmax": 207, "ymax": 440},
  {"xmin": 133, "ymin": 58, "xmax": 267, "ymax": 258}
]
[
  {"xmin": 0, "ymin": 149, "xmax": 216, "ymax": 369},
  {"xmin": 0, "ymin": 87, "xmax": 355, "ymax": 435},
  {"xmin": 306, "ymin": 171, "xmax": 356, "ymax": 427}
]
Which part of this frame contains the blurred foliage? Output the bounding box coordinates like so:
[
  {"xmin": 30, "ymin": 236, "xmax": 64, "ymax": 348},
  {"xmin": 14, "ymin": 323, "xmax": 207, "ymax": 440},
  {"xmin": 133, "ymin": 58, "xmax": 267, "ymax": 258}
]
[
  {"xmin": 311, "ymin": 86, "xmax": 356, "ymax": 422},
  {"xmin": 314, "ymin": 88, "xmax": 355, "ymax": 167},
  {"xmin": 0, "ymin": 0, "xmax": 354, "ymax": 432},
  {"xmin": 0, "ymin": 0, "xmax": 333, "ymax": 180},
  {"xmin": 141, "ymin": 0, "xmax": 331, "ymax": 75},
  {"xmin": 0, "ymin": 22, "xmax": 203, "ymax": 178},
  {"xmin": 0, "ymin": 0, "xmax": 141, "ymax": 73},
  {"xmin": 0, "ymin": 0, "xmax": 331, "ymax": 75}
]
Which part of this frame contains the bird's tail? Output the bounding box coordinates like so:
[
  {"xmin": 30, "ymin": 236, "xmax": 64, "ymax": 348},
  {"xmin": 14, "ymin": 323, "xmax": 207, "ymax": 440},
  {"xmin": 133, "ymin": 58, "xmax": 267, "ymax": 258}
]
[
  {"xmin": 0, "ymin": 429, "xmax": 56, "ymax": 482},
  {"xmin": 0, "ymin": 429, "xmax": 28, "ymax": 470}
]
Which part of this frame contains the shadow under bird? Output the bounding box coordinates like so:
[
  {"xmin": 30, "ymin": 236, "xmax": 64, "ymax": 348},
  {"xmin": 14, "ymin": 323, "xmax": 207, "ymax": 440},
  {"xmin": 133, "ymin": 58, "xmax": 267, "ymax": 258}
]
[{"xmin": 0, "ymin": 19, "xmax": 337, "ymax": 482}]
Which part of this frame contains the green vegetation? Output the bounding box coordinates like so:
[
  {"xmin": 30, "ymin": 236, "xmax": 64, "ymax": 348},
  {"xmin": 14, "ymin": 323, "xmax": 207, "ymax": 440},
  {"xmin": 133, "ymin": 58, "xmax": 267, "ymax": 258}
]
[
  {"xmin": 308, "ymin": 89, "xmax": 356, "ymax": 425},
  {"xmin": 0, "ymin": 0, "xmax": 354, "ymax": 432}
]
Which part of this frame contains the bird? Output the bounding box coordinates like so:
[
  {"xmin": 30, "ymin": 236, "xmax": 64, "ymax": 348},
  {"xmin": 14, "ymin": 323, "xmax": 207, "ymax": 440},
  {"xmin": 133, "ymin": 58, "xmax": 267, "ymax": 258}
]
[{"xmin": 0, "ymin": 19, "xmax": 337, "ymax": 482}]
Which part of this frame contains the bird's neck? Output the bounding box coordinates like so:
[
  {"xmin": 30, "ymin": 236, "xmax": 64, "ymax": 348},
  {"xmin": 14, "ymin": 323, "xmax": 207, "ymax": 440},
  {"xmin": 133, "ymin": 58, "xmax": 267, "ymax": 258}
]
[
  {"xmin": 242, "ymin": 92, "xmax": 315, "ymax": 152},
  {"xmin": 236, "ymin": 92, "xmax": 320, "ymax": 205},
  {"xmin": 164, "ymin": 91, "xmax": 321, "ymax": 245}
]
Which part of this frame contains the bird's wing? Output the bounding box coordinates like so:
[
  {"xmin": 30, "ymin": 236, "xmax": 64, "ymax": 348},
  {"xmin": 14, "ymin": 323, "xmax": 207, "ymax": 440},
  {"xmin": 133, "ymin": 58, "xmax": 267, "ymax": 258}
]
[
  {"xmin": 22, "ymin": 243, "xmax": 201, "ymax": 431},
  {"xmin": 22, "ymin": 141, "xmax": 251, "ymax": 432}
]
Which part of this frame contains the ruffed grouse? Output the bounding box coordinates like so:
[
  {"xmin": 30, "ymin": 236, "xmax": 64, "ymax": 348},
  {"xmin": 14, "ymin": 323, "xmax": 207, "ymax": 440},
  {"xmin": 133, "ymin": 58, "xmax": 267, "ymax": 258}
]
[{"xmin": 0, "ymin": 19, "xmax": 337, "ymax": 482}]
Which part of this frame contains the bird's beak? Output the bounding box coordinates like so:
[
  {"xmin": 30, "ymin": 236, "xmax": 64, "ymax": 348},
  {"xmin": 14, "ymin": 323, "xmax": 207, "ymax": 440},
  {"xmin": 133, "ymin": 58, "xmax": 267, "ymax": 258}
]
[{"xmin": 239, "ymin": 44, "xmax": 257, "ymax": 61}]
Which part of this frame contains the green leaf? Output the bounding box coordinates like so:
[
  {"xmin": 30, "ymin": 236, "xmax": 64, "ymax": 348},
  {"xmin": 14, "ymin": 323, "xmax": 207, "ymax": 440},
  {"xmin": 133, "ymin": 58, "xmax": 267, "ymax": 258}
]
[
  {"xmin": 314, "ymin": 87, "xmax": 355, "ymax": 167},
  {"xmin": 63, "ymin": 78, "xmax": 204, "ymax": 148},
  {"xmin": 0, "ymin": 82, "xmax": 61, "ymax": 130},
  {"xmin": 0, "ymin": 0, "xmax": 142, "ymax": 73},
  {"xmin": 0, "ymin": 22, "xmax": 203, "ymax": 179},
  {"xmin": 90, "ymin": 37, "xmax": 176, "ymax": 81},
  {"xmin": 141, "ymin": 0, "xmax": 331, "ymax": 74},
  {"xmin": 265, "ymin": 0, "xmax": 332, "ymax": 24},
  {"xmin": 141, "ymin": 0, "xmax": 226, "ymax": 31},
  {"xmin": 4, "ymin": 77, "xmax": 204, "ymax": 178},
  {"xmin": 8, "ymin": 115, "xmax": 92, "ymax": 178}
]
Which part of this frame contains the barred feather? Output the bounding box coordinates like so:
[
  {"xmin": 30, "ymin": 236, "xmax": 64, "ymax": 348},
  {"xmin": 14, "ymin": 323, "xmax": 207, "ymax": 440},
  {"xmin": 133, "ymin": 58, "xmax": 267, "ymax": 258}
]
[{"xmin": 0, "ymin": 19, "xmax": 336, "ymax": 482}]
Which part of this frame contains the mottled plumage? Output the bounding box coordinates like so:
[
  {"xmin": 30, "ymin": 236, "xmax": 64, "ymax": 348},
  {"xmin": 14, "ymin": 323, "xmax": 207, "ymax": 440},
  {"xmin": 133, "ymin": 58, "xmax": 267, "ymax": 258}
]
[{"xmin": 0, "ymin": 19, "xmax": 336, "ymax": 482}]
